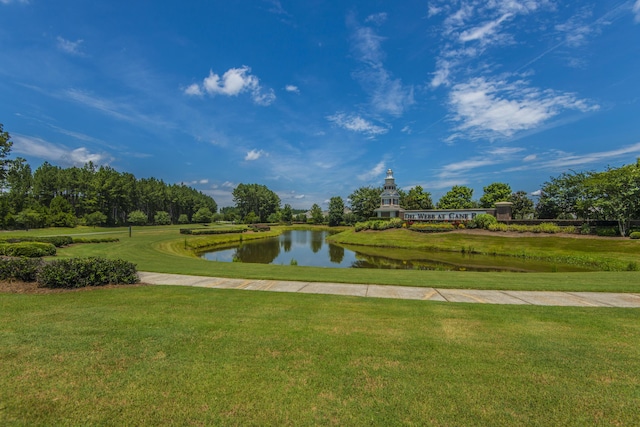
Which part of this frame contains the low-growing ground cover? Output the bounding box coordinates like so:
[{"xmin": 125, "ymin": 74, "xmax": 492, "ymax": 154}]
[
  {"xmin": 1, "ymin": 224, "xmax": 639, "ymax": 292},
  {"xmin": 1, "ymin": 286, "xmax": 639, "ymax": 426}
]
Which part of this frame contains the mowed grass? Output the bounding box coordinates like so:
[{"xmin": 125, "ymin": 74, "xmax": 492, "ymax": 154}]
[
  {"xmin": 3, "ymin": 224, "xmax": 640, "ymax": 292},
  {"xmin": 1, "ymin": 286, "xmax": 639, "ymax": 426}
]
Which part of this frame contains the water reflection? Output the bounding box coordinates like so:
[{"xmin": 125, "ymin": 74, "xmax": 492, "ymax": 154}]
[
  {"xmin": 199, "ymin": 230, "xmax": 593, "ymax": 272},
  {"xmin": 329, "ymin": 244, "xmax": 344, "ymax": 264}
]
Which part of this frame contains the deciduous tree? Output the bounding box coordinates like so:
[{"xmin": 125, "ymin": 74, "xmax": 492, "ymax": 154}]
[
  {"xmin": 401, "ymin": 185, "xmax": 433, "ymax": 210},
  {"xmin": 328, "ymin": 196, "xmax": 345, "ymax": 226},
  {"xmin": 479, "ymin": 182, "xmax": 512, "ymax": 208},
  {"xmin": 437, "ymin": 186, "xmax": 475, "ymax": 209},
  {"xmin": 348, "ymin": 186, "xmax": 382, "ymax": 221}
]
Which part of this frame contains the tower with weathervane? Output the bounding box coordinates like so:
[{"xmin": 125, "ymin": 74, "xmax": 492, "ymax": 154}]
[{"xmin": 374, "ymin": 169, "xmax": 405, "ymax": 218}]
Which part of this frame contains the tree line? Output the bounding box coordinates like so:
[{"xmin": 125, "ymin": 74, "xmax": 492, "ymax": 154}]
[
  {"xmin": 1, "ymin": 124, "xmax": 217, "ymax": 229},
  {"xmin": 204, "ymin": 161, "xmax": 640, "ymax": 237}
]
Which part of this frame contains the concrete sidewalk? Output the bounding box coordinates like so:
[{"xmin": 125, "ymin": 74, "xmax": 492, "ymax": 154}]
[{"xmin": 138, "ymin": 272, "xmax": 640, "ymax": 307}]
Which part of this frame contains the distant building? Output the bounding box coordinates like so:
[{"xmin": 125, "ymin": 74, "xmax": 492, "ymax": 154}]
[
  {"xmin": 373, "ymin": 169, "xmax": 512, "ymax": 221},
  {"xmin": 373, "ymin": 169, "xmax": 405, "ymax": 218}
]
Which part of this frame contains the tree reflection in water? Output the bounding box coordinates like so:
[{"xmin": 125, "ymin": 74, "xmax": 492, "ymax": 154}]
[
  {"xmin": 234, "ymin": 239, "xmax": 280, "ymax": 264},
  {"xmin": 329, "ymin": 244, "xmax": 344, "ymax": 264}
]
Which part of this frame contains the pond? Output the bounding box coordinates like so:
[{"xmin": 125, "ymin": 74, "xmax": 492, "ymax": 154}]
[{"xmin": 199, "ymin": 230, "xmax": 591, "ymax": 272}]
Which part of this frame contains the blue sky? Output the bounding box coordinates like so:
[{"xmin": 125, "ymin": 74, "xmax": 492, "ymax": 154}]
[{"xmin": 1, "ymin": 0, "xmax": 640, "ymax": 209}]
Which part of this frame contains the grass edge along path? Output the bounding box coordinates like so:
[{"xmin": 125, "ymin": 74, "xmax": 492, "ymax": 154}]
[
  {"xmin": 4, "ymin": 224, "xmax": 640, "ymax": 293},
  {"xmin": 1, "ymin": 286, "xmax": 639, "ymax": 426}
]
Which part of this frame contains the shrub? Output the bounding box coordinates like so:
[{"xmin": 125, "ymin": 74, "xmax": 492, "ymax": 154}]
[
  {"xmin": 409, "ymin": 223, "xmax": 456, "ymax": 233},
  {"xmin": 580, "ymin": 223, "xmax": 592, "ymax": 235},
  {"xmin": 0, "ymin": 242, "xmax": 57, "ymax": 257},
  {"xmin": 0, "ymin": 257, "xmax": 44, "ymax": 282},
  {"xmin": 37, "ymin": 257, "xmax": 138, "ymax": 289},
  {"xmin": 472, "ymin": 214, "xmax": 498, "ymax": 229},
  {"xmin": 154, "ymin": 211, "xmax": 172, "ymax": 225},
  {"xmin": 2, "ymin": 236, "xmax": 73, "ymax": 247},
  {"xmin": 178, "ymin": 214, "xmax": 190, "ymax": 224},
  {"xmin": 596, "ymin": 227, "xmax": 619, "ymax": 237},
  {"xmin": 630, "ymin": 232, "xmax": 640, "ymax": 240},
  {"xmin": 354, "ymin": 218, "xmax": 405, "ymax": 232},
  {"xmin": 488, "ymin": 223, "xmax": 508, "ymax": 232},
  {"xmin": 72, "ymin": 237, "xmax": 120, "ymax": 244},
  {"xmin": 181, "ymin": 228, "xmax": 246, "ymax": 235}
]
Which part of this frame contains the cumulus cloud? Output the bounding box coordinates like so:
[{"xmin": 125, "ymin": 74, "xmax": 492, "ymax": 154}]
[
  {"xmin": 185, "ymin": 66, "xmax": 275, "ymax": 106},
  {"xmin": 285, "ymin": 85, "xmax": 299, "ymax": 93},
  {"xmin": 447, "ymin": 77, "xmax": 598, "ymax": 140},
  {"xmin": 56, "ymin": 36, "xmax": 84, "ymax": 55},
  {"xmin": 327, "ymin": 113, "xmax": 388, "ymax": 137},
  {"xmin": 245, "ymin": 149, "xmax": 265, "ymax": 161},
  {"xmin": 12, "ymin": 134, "xmax": 109, "ymax": 166}
]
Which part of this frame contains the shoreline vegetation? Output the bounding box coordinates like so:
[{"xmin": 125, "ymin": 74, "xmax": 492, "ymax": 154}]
[{"xmin": 0, "ymin": 223, "xmax": 638, "ymax": 293}]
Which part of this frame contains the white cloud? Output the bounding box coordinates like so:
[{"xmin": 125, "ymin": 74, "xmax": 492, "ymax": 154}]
[
  {"xmin": 447, "ymin": 77, "xmax": 598, "ymax": 140},
  {"xmin": 0, "ymin": 0, "xmax": 29, "ymax": 4},
  {"xmin": 186, "ymin": 66, "xmax": 275, "ymax": 106},
  {"xmin": 245, "ymin": 149, "xmax": 265, "ymax": 161},
  {"xmin": 634, "ymin": 0, "xmax": 640, "ymax": 23},
  {"xmin": 327, "ymin": 113, "xmax": 388, "ymax": 137},
  {"xmin": 365, "ymin": 12, "xmax": 387, "ymax": 25},
  {"xmin": 358, "ymin": 161, "xmax": 386, "ymax": 181},
  {"xmin": 350, "ymin": 21, "xmax": 414, "ymax": 115},
  {"xmin": 184, "ymin": 83, "xmax": 202, "ymax": 96},
  {"xmin": 13, "ymin": 134, "xmax": 109, "ymax": 166},
  {"xmin": 459, "ymin": 13, "xmax": 512, "ymax": 44},
  {"xmin": 540, "ymin": 142, "xmax": 640, "ymax": 169},
  {"xmin": 523, "ymin": 154, "xmax": 537, "ymax": 162},
  {"xmin": 555, "ymin": 8, "xmax": 595, "ymax": 48},
  {"xmin": 285, "ymin": 85, "xmax": 299, "ymax": 93},
  {"xmin": 56, "ymin": 36, "xmax": 84, "ymax": 56}
]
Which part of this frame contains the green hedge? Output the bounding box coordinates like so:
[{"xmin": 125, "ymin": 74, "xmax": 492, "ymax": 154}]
[
  {"xmin": 630, "ymin": 232, "xmax": 640, "ymax": 240},
  {"xmin": 408, "ymin": 223, "xmax": 456, "ymax": 233},
  {"xmin": 180, "ymin": 228, "xmax": 246, "ymax": 235},
  {"xmin": 487, "ymin": 223, "xmax": 573, "ymax": 234},
  {"xmin": 355, "ymin": 218, "xmax": 404, "ymax": 232},
  {"xmin": 37, "ymin": 257, "xmax": 139, "ymax": 288},
  {"xmin": 72, "ymin": 237, "xmax": 120, "ymax": 243},
  {"xmin": 0, "ymin": 258, "xmax": 44, "ymax": 282},
  {"xmin": 0, "ymin": 242, "xmax": 57, "ymax": 257},
  {"xmin": 1, "ymin": 236, "xmax": 73, "ymax": 247}
]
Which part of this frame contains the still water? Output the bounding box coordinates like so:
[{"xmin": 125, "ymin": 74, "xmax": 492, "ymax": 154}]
[{"xmin": 199, "ymin": 230, "xmax": 590, "ymax": 272}]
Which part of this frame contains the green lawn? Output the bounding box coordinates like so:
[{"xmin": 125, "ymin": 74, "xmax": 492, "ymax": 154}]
[
  {"xmin": 2, "ymin": 286, "xmax": 639, "ymax": 426},
  {"xmin": 2, "ymin": 224, "xmax": 640, "ymax": 292}
]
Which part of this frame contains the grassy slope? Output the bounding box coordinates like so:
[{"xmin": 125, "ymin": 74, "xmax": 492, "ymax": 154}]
[
  {"xmin": 1, "ymin": 286, "xmax": 639, "ymax": 426},
  {"xmin": 2, "ymin": 225, "xmax": 640, "ymax": 292}
]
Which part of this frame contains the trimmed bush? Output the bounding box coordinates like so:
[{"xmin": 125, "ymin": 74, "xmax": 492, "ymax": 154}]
[
  {"xmin": 408, "ymin": 223, "xmax": 456, "ymax": 233},
  {"xmin": 180, "ymin": 228, "xmax": 245, "ymax": 235},
  {"xmin": 0, "ymin": 257, "xmax": 44, "ymax": 282},
  {"xmin": 630, "ymin": 232, "xmax": 640, "ymax": 240},
  {"xmin": 355, "ymin": 218, "xmax": 404, "ymax": 232},
  {"xmin": 2, "ymin": 236, "xmax": 73, "ymax": 247},
  {"xmin": 71, "ymin": 237, "xmax": 120, "ymax": 244},
  {"xmin": 472, "ymin": 214, "xmax": 498, "ymax": 230},
  {"xmin": 0, "ymin": 242, "xmax": 57, "ymax": 257},
  {"xmin": 488, "ymin": 223, "xmax": 509, "ymax": 232},
  {"xmin": 37, "ymin": 257, "xmax": 139, "ymax": 289},
  {"xmin": 596, "ymin": 227, "xmax": 619, "ymax": 237}
]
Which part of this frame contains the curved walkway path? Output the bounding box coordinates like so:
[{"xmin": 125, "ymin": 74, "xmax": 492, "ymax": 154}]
[{"xmin": 139, "ymin": 272, "xmax": 640, "ymax": 307}]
